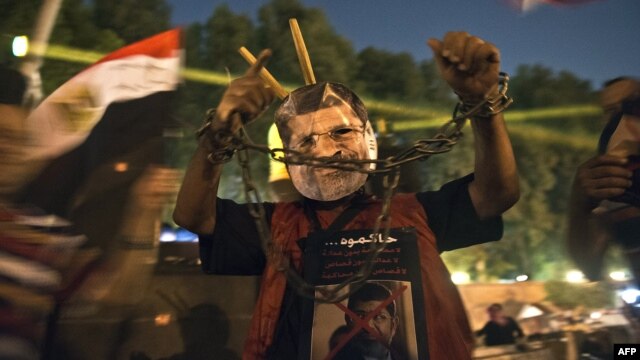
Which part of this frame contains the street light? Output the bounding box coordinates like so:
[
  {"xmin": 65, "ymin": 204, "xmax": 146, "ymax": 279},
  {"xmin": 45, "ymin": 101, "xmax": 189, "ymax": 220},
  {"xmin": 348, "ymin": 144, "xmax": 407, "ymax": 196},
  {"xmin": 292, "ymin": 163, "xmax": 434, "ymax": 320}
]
[
  {"xmin": 609, "ymin": 271, "xmax": 628, "ymax": 281},
  {"xmin": 566, "ymin": 270, "xmax": 585, "ymax": 283},
  {"xmin": 451, "ymin": 271, "xmax": 470, "ymax": 284},
  {"xmin": 12, "ymin": 35, "xmax": 28, "ymax": 57},
  {"xmin": 19, "ymin": 0, "xmax": 63, "ymax": 107}
]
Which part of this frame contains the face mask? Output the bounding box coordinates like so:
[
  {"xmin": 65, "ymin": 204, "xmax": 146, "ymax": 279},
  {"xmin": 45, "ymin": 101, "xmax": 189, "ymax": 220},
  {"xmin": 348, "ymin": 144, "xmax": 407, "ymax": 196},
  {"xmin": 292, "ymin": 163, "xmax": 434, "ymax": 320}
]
[{"xmin": 276, "ymin": 83, "xmax": 377, "ymax": 201}]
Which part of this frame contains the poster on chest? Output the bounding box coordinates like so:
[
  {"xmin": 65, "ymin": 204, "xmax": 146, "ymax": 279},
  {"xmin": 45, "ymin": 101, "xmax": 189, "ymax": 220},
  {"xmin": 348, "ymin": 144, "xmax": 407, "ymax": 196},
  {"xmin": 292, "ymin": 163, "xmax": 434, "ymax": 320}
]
[{"xmin": 299, "ymin": 227, "xmax": 429, "ymax": 360}]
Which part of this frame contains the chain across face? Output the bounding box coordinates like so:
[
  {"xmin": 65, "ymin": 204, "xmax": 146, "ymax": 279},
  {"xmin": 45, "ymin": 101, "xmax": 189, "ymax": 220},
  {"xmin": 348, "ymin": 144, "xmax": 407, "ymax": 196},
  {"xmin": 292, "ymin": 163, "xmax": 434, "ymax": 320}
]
[{"xmin": 285, "ymin": 104, "xmax": 369, "ymax": 201}]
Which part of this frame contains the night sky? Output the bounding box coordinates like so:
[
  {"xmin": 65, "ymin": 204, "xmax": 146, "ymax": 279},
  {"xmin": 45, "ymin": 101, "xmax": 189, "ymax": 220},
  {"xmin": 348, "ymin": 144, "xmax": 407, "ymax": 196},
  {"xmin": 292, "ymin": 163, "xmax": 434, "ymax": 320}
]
[{"xmin": 167, "ymin": 0, "xmax": 640, "ymax": 89}]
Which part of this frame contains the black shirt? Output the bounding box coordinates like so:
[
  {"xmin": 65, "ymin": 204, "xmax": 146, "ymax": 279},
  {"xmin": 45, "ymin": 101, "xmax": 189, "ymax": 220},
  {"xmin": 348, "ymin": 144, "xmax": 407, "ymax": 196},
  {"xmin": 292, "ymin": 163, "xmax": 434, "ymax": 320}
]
[
  {"xmin": 198, "ymin": 174, "xmax": 503, "ymax": 358},
  {"xmin": 199, "ymin": 174, "xmax": 502, "ymax": 275},
  {"xmin": 477, "ymin": 317, "xmax": 524, "ymax": 346}
]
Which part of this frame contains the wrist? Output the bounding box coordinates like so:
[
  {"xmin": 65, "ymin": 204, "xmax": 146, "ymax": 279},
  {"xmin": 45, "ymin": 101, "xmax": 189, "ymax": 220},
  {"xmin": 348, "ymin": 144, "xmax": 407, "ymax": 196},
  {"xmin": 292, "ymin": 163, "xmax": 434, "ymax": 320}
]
[
  {"xmin": 196, "ymin": 109, "xmax": 236, "ymax": 164},
  {"xmin": 456, "ymin": 86, "xmax": 500, "ymax": 106},
  {"xmin": 455, "ymin": 72, "xmax": 513, "ymax": 119}
]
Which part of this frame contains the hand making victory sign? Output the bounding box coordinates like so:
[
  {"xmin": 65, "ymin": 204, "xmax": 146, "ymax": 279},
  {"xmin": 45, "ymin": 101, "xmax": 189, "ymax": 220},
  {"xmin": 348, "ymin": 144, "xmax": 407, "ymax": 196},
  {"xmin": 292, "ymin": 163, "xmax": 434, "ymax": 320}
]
[
  {"xmin": 207, "ymin": 49, "xmax": 276, "ymax": 139},
  {"xmin": 174, "ymin": 49, "xmax": 275, "ymax": 235}
]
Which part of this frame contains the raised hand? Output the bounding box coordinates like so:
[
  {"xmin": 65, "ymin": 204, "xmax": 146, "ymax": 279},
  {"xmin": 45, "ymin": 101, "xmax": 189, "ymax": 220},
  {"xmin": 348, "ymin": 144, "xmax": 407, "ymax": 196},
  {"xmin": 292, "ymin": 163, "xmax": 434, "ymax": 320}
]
[
  {"xmin": 427, "ymin": 31, "xmax": 501, "ymax": 103},
  {"xmin": 210, "ymin": 49, "xmax": 276, "ymax": 136}
]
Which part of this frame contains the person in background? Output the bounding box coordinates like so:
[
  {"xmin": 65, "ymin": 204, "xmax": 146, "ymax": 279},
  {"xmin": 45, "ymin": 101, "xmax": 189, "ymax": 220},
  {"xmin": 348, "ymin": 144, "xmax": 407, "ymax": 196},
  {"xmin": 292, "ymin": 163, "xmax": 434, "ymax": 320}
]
[
  {"xmin": 0, "ymin": 64, "xmax": 180, "ymax": 359},
  {"xmin": 567, "ymin": 77, "xmax": 640, "ymax": 287},
  {"xmin": 567, "ymin": 76, "xmax": 640, "ymax": 343},
  {"xmin": 476, "ymin": 303, "xmax": 524, "ymax": 346}
]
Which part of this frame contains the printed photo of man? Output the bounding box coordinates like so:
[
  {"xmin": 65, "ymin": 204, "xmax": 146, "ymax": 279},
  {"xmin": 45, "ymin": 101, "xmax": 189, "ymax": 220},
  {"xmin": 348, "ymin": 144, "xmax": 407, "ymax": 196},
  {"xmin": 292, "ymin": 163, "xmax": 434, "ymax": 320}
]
[{"xmin": 315, "ymin": 281, "xmax": 418, "ymax": 360}]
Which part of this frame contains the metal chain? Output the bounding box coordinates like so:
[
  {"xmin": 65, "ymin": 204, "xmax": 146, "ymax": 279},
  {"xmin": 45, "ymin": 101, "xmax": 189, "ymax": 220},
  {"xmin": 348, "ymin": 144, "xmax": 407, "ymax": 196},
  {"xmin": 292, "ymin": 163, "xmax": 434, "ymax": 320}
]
[
  {"xmin": 284, "ymin": 167, "xmax": 400, "ymax": 303},
  {"xmin": 236, "ymin": 131, "xmax": 271, "ymax": 252},
  {"xmin": 211, "ymin": 73, "xmax": 513, "ymax": 303},
  {"xmin": 240, "ymin": 118, "xmax": 465, "ymax": 177},
  {"xmin": 229, "ymin": 112, "xmax": 467, "ymax": 303}
]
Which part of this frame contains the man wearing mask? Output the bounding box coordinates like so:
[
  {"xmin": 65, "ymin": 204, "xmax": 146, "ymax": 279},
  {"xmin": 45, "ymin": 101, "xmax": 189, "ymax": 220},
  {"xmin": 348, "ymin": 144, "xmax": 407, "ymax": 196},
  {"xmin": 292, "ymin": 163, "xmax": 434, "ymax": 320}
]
[{"xmin": 174, "ymin": 31, "xmax": 519, "ymax": 359}]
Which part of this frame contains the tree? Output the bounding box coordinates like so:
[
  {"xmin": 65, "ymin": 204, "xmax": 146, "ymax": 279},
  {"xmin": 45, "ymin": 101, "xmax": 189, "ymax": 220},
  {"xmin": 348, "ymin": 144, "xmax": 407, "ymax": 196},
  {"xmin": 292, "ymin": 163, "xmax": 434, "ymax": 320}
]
[
  {"xmin": 354, "ymin": 47, "xmax": 424, "ymax": 102},
  {"xmin": 93, "ymin": 0, "xmax": 171, "ymax": 43},
  {"xmin": 8, "ymin": 0, "xmax": 124, "ymax": 94},
  {"xmin": 419, "ymin": 59, "xmax": 455, "ymax": 105},
  {"xmin": 509, "ymin": 64, "xmax": 596, "ymax": 109},
  {"xmin": 183, "ymin": 23, "xmax": 205, "ymax": 68},
  {"xmin": 55, "ymin": 0, "xmax": 124, "ymax": 51},
  {"xmin": 202, "ymin": 4, "xmax": 256, "ymax": 74},
  {"xmin": 256, "ymin": 0, "xmax": 356, "ymax": 85},
  {"xmin": 545, "ymin": 280, "xmax": 614, "ymax": 310},
  {"xmin": 0, "ymin": 0, "xmax": 40, "ymax": 37}
]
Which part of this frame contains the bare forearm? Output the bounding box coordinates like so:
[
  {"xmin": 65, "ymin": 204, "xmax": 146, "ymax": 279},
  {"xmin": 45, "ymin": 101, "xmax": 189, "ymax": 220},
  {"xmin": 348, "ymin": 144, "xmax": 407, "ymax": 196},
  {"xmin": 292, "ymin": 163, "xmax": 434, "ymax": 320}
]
[
  {"xmin": 173, "ymin": 142, "xmax": 222, "ymax": 234},
  {"xmin": 426, "ymin": 32, "xmax": 519, "ymax": 218},
  {"xmin": 173, "ymin": 51, "xmax": 275, "ymax": 234},
  {"xmin": 469, "ymin": 113, "xmax": 520, "ymax": 218},
  {"xmin": 565, "ymin": 154, "xmax": 632, "ymax": 280},
  {"xmin": 566, "ymin": 186, "xmax": 609, "ymax": 280}
]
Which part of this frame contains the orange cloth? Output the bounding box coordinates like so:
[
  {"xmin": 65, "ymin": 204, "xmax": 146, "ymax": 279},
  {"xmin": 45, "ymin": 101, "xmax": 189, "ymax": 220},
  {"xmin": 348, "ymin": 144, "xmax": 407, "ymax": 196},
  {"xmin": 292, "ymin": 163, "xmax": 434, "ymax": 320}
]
[{"xmin": 243, "ymin": 194, "xmax": 474, "ymax": 359}]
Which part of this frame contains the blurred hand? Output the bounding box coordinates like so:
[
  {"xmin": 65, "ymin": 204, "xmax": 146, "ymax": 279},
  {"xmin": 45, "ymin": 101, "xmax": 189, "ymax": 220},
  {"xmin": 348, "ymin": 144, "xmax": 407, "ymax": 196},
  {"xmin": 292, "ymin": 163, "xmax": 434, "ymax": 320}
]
[
  {"xmin": 210, "ymin": 49, "xmax": 276, "ymax": 137},
  {"xmin": 573, "ymin": 154, "xmax": 632, "ymax": 204},
  {"xmin": 427, "ymin": 31, "xmax": 501, "ymax": 103}
]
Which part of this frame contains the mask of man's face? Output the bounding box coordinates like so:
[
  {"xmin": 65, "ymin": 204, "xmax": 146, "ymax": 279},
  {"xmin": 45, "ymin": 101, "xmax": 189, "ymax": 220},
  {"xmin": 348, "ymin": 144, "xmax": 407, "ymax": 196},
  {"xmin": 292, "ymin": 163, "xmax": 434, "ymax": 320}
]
[{"xmin": 284, "ymin": 103, "xmax": 369, "ymax": 201}]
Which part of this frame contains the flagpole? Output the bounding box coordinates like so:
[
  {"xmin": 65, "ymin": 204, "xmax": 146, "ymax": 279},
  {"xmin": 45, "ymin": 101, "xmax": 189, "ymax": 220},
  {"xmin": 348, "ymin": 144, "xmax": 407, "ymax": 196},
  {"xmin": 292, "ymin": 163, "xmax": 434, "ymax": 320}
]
[{"xmin": 20, "ymin": 0, "xmax": 63, "ymax": 108}]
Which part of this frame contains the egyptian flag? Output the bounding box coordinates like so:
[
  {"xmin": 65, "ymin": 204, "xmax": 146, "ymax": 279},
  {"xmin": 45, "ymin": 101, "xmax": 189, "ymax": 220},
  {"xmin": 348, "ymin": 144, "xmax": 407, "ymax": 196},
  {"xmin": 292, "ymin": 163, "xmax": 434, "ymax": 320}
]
[
  {"xmin": 21, "ymin": 29, "xmax": 183, "ymax": 250},
  {"xmin": 26, "ymin": 28, "xmax": 182, "ymax": 160}
]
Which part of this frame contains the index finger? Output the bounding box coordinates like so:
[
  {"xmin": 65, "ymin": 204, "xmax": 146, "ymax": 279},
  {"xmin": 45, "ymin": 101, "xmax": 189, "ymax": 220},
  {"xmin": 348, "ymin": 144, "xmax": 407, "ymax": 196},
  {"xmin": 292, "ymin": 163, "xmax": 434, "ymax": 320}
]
[{"xmin": 245, "ymin": 49, "xmax": 273, "ymax": 76}]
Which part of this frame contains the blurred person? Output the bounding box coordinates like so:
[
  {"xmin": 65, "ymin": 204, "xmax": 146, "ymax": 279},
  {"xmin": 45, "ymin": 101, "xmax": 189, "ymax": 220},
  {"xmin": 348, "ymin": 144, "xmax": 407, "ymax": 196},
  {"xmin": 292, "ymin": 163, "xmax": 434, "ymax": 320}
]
[
  {"xmin": 476, "ymin": 303, "xmax": 524, "ymax": 346},
  {"xmin": 67, "ymin": 165, "xmax": 181, "ymax": 307},
  {"xmin": 567, "ymin": 77, "xmax": 640, "ymax": 288},
  {"xmin": 0, "ymin": 63, "xmax": 43, "ymax": 360},
  {"xmin": 131, "ymin": 301, "xmax": 240, "ymax": 360},
  {"xmin": 174, "ymin": 30, "xmax": 519, "ymax": 359},
  {"xmin": 0, "ymin": 65, "xmax": 49, "ymax": 200},
  {"xmin": 600, "ymin": 77, "xmax": 640, "ymax": 122},
  {"xmin": 0, "ymin": 64, "xmax": 181, "ymax": 359},
  {"xmin": 0, "ymin": 65, "xmax": 91, "ymax": 360}
]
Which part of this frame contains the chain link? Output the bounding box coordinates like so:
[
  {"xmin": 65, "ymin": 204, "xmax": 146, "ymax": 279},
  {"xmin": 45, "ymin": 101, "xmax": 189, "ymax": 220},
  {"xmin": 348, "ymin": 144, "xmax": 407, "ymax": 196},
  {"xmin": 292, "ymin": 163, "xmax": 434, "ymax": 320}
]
[
  {"xmin": 225, "ymin": 110, "xmax": 468, "ymax": 303},
  {"xmin": 205, "ymin": 73, "xmax": 514, "ymax": 303}
]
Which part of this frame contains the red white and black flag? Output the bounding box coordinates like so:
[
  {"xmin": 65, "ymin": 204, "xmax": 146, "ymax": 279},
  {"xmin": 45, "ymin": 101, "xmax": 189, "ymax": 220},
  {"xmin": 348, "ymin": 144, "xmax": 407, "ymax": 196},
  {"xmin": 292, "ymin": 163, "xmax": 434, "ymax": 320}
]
[
  {"xmin": 26, "ymin": 28, "xmax": 182, "ymax": 160},
  {"xmin": 21, "ymin": 29, "xmax": 183, "ymax": 246}
]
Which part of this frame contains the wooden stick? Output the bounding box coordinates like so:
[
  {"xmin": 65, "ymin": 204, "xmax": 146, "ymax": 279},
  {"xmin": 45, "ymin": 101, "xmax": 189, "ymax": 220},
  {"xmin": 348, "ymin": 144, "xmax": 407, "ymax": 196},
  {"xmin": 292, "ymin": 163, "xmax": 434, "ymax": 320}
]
[
  {"xmin": 238, "ymin": 46, "xmax": 288, "ymax": 99},
  {"xmin": 289, "ymin": 18, "xmax": 316, "ymax": 85}
]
